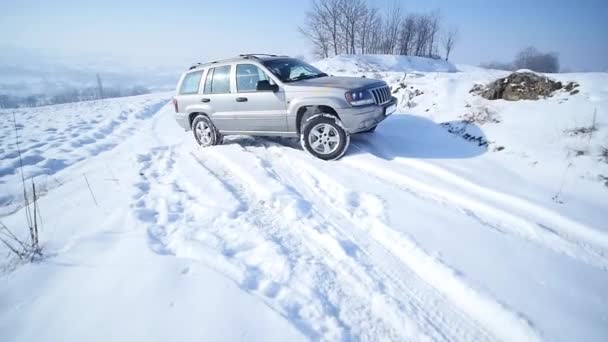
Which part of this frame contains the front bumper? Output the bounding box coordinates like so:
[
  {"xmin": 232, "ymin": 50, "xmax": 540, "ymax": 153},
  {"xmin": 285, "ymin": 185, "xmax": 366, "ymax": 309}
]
[{"xmin": 338, "ymin": 96, "xmax": 397, "ymax": 133}]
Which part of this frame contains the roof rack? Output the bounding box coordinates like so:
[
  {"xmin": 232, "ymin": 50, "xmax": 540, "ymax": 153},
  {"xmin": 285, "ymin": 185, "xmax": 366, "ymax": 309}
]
[
  {"xmin": 188, "ymin": 57, "xmax": 236, "ymax": 70},
  {"xmin": 188, "ymin": 54, "xmax": 289, "ymax": 70},
  {"xmin": 239, "ymin": 54, "xmax": 278, "ymax": 58},
  {"xmin": 188, "ymin": 62, "xmax": 203, "ymax": 70},
  {"xmin": 239, "ymin": 54, "xmax": 290, "ymax": 60}
]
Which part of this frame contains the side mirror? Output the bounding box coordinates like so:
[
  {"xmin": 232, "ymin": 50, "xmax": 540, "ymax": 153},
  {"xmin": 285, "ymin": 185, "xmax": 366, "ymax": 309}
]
[{"xmin": 257, "ymin": 80, "xmax": 279, "ymax": 92}]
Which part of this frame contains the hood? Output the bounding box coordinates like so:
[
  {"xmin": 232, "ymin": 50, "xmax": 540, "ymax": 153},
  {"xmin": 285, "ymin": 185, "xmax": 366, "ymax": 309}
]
[{"xmin": 288, "ymin": 76, "xmax": 385, "ymax": 90}]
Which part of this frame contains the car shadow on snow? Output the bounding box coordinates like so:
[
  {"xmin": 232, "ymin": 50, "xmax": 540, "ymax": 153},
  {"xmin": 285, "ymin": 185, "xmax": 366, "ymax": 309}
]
[
  {"xmin": 349, "ymin": 114, "xmax": 489, "ymax": 160},
  {"xmin": 222, "ymin": 114, "xmax": 488, "ymax": 160}
]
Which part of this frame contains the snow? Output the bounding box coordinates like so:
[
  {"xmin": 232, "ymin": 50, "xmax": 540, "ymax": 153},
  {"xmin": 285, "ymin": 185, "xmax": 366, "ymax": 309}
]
[
  {"xmin": 1, "ymin": 55, "xmax": 608, "ymax": 341},
  {"xmin": 515, "ymin": 68, "xmax": 541, "ymax": 74},
  {"xmin": 314, "ymin": 54, "xmax": 459, "ymax": 74}
]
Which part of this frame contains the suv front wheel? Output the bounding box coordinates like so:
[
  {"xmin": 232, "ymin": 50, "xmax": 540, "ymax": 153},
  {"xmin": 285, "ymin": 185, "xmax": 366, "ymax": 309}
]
[
  {"xmin": 300, "ymin": 114, "xmax": 350, "ymax": 160},
  {"xmin": 192, "ymin": 114, "xmax": 222, "ymax": 147}
]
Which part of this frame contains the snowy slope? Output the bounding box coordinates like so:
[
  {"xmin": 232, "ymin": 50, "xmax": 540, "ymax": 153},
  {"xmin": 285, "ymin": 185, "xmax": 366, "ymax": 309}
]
[
  {"xmin": 0, "ymin": 94, "xmax": 170, "ymax": 215},
  {"xmin": 314, "ymin": 54, "xmax": 458, "ymax": 74},
  {"xmin": 1, "ymin": 57, "xmax": 608, "ymax": 342}
]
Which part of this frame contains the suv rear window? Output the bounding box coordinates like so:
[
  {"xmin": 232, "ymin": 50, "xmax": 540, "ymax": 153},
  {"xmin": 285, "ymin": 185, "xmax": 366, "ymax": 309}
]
[
  {"xmin": 179, "ymin": 71, "xmax": 203, "ymax": 94},
  {"xmin": 204, "ymin": 65, "xmax": 231, "ymax": 94}
]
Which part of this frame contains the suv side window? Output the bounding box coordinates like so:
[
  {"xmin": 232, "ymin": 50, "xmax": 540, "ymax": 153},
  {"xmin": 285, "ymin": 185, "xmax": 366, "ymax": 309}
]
[
  {"xmin": 179, "ymin": 70, "xmax": 203, "ymax": 94},
  {"xmin": 204, "ymin": 65, "xmax": 231, "ymax": 94},
  {"xmin": 236, "ymin": 64, "xmax": 273, "ymax": 92}
]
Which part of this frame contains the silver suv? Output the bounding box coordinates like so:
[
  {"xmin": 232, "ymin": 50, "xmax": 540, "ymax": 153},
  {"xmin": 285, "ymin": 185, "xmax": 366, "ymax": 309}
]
[{"xmin": 172, "ymin": 54, "xmax": 397, "ymax": 160}]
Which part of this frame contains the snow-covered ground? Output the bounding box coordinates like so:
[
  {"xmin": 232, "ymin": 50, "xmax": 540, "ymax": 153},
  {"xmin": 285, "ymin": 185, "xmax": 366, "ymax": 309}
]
[{"xmin": 1, "ymin": 54, "xmax": 608, "ymax": 341}]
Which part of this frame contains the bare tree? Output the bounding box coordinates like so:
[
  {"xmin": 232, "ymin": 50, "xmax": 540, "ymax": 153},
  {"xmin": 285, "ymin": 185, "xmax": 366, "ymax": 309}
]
[
  {"xmin": 442, "ymin": 27, "xmax": 458, "ymax": 61},
  {"xmin": 514, "ymin": 46, "xmax": 560, "ymax": 73},
  {"xmin": 300, "ymin": 0, "xmax": 455, "ymax": 60},
  {"xmin": 366, "ymin": 9, "xmax": 385, "ymax": 54},
  {"xmin": 398, "ymin": 14, "xmax": 416, "ymax": 55},
  {"xmin": 427, "ymin": 10, "xmax": 441, "ymax": 57},
  {"xmin": 338, "ymin": 0, "xmax": 367, "ymax": 54},
  {"xmin": 412, "ymin": 14, "xmax": 431, "ymax": 57},
  {"xmin": 306, "ymin": 0, "xmax": 343, "ymax": 56},
  {"xmin": 357, "ymin": 4, "xmax": 379, "ymax": 54},
  {"xmin": 382, "ymin": 2, "xmax": 402, "ymax": 54},
  {"xmin": 96, "ymin": 73, "xmax": 104, "ymax": 100},
  {"xmin": 299, "ymin": 13, "xmax": 330, "ymax": 58}
]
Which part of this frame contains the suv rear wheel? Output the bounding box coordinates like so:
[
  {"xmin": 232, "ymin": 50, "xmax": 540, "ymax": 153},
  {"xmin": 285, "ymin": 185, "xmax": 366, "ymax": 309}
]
[
  {"xmin": 300, "ymin": 114, "xmax": 350, "ymax": 160},
  {"xmin": 192, "ymin": 115, "xmax": 222, "ymax": 147}
]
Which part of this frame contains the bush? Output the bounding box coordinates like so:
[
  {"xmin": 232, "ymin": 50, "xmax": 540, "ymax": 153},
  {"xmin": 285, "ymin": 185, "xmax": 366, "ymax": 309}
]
[
  {"xmin": 481, "ymin": 46, "xmax": 561, "ymax": 73},
  {"xmin": 513, "ymin": 47, "xmax": 560, "ymax": 73}
]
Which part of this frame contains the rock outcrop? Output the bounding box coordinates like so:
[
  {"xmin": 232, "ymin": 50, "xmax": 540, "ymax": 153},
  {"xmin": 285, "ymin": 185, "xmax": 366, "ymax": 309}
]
[{"xmin": 472, "ymin": 71, "xmax": 579, "ymax": 101}]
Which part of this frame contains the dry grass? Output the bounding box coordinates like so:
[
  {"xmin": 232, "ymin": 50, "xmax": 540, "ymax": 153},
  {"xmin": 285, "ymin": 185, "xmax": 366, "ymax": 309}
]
[
  {"xmin": 599, "ymin": 175, "xmax": 608, "ymax": 188},
  {"xmin": 600, "ymin": 146, "xmax": 608, "ymax": 163},
  {"xmin": 565, "ymin": 125, "xmax": 598, "ymax": 137},
  {"xmin": 1, "ymin": 111, "xmax": 44, "ymax": 263},
  {"xmin": 565, "ymin": 109, "xmax": 598, "ymax": 137},
  {"xmin": 0, "ymin": 219, "xmax": 42, "ymax": 262},
  {"xmin": 461, "ymin": 106, "xmax": 501, "ymax": 125}
]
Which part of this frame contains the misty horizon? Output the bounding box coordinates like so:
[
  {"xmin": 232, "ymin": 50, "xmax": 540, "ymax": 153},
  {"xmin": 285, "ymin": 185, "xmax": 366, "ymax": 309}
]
[{"xmin": 1, "ymin": 0, "xmax": 607, "ymax": 72}]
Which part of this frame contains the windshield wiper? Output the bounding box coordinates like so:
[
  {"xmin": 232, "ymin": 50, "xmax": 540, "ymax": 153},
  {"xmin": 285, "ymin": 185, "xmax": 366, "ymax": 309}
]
[{"xmin": 290, "ymin": 73, "xmax": 328, "ymax": 82}]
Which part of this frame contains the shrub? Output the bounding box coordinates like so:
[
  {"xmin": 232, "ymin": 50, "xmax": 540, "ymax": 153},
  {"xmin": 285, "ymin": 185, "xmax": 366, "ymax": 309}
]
[{"xmin": 513, "ymin": 47, "xmax": 560, "ymax": 73}]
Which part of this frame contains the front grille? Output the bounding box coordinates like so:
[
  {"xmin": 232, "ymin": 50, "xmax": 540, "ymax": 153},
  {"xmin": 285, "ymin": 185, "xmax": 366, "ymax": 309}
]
[{"xmin": 370, "ymin": 86, "xmax": 391, "ymax": 105}]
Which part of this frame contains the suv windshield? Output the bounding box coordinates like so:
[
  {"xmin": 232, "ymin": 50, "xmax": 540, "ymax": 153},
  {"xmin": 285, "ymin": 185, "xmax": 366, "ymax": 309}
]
[{"xmin": 262, "ymin": 58, "xmax": 327, "ymax": 83}]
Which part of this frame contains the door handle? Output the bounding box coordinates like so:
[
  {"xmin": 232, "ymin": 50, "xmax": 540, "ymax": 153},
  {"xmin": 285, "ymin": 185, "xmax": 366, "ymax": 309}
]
[
  {"xmin": 201, "ymin": 98, "xmax": 210, "ymax": 103},
  {"xmin": 236, "ymin": 97, "xmax": 248, "ymax": 102}
]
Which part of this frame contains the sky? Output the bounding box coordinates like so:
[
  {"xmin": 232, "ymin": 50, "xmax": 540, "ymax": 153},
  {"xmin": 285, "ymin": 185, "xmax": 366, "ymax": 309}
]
[{"xmin": 0, "ymin": 0, "xmax": 607, "ymax": 71}]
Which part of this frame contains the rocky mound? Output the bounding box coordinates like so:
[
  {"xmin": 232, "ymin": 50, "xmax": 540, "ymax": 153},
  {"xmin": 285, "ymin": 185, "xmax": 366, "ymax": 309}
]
[{"xmin": 471, "ymin": 71, "xmax": 579, "ymax": 101}]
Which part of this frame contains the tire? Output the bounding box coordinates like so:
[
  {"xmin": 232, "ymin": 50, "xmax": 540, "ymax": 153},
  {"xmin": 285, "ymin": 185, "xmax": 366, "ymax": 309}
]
[
  {"xmin": 361, "ymin": 125, "xmax": 377, "ymax": 133},
  {"xmin": 300, "ymin": 114, "xmax": 350, "ymax": 160},
  {"xmin": 192, "ymin": 115, "xmax": 222, "ymax": 147}
]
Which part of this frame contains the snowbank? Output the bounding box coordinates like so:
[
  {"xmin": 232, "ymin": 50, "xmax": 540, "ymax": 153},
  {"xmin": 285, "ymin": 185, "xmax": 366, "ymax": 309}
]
[{"xmin": 313, "ymin": 54, "xmax": 458, "ymax": 74}]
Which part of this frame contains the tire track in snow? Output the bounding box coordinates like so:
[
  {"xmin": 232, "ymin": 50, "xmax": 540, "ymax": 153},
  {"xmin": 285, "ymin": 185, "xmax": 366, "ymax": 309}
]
[
  {"xmin": 345, "ymin": 144, "xmax": 608, "ymax": 271},
  {"xmin": 133, "ymin": 146, "xmax": 427, "ymax": 341},
  {"xmin": 192, "ymin": 147, "xmax": 432, "ymax": 341},
  {"xmin": 393, "ymin": 157, "xmax": 608, "ymax": 255},
  {"xmin": 243, "ymin": 140, "xmax": 541, "ymax": 342}
]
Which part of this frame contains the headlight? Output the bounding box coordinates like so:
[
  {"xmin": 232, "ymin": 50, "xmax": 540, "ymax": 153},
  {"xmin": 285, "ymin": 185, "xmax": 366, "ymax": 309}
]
[{"xmin": 345, "ymin": 90, "xmax": 374, "ymax": 106}]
